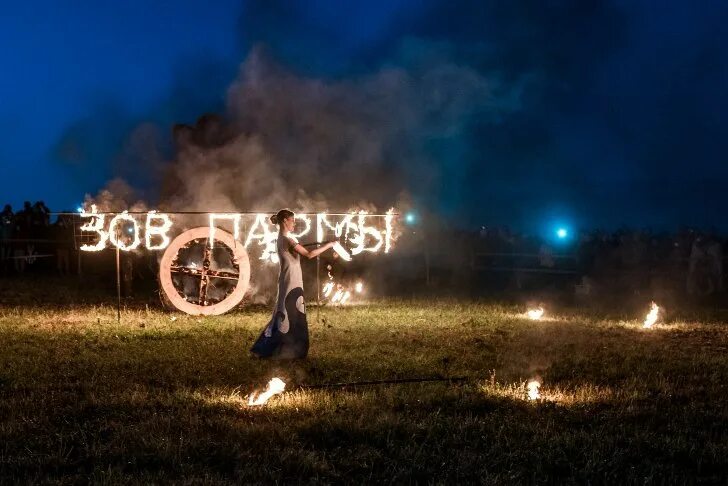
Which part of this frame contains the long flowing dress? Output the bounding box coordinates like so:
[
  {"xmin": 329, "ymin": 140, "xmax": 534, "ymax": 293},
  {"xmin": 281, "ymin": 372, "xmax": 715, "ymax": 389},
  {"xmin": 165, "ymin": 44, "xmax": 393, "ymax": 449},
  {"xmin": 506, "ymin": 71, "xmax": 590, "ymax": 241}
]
[{"xmin": 250, "ymin": 234, "xmax": 309, "ymax": 359}]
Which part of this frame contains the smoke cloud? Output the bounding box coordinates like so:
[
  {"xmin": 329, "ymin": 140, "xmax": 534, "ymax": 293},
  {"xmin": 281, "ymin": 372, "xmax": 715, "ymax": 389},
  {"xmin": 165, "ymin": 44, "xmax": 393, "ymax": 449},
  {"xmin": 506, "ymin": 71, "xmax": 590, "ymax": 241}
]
[{"xmin": 157, "ymin": 44, "xmax": 511, "ymax": 216}]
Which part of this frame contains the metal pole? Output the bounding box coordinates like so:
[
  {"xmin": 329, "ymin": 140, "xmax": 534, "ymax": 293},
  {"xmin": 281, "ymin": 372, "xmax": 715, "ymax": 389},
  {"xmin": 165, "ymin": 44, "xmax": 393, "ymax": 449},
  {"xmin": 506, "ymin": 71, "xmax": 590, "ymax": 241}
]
[
  {"xmin": 316, "ymin": 252, "xmax": 321, "ymax": 323},
  {"xmin": 73, "ymin": 217, "xmax": 81, "ymax": 276},
  {"xmin": 115, "ymin": 243, "xmax": 121, "ymax": 323}
]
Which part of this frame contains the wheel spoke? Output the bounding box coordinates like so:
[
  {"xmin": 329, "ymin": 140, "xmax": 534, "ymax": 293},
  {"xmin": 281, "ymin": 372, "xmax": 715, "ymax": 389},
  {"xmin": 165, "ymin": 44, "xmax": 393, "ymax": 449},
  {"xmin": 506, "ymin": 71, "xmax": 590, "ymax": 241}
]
[
  {"xmin": 198, "ymin": 246, "xmax": 212, "ymax": 305},
  {"xmin": 205, "ymin": 269, "xmax": 240, "ymax": 279},
  {"xmin": 170, "ymin": 265, "xmax": 203, "ymax": 277}
]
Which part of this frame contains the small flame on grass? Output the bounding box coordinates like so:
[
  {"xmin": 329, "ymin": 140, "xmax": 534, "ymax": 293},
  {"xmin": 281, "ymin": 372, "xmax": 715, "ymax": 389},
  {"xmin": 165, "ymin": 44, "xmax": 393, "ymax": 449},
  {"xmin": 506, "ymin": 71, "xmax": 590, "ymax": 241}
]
[
  {"xmin": 355, "ymin": 281, "xmax": 364, "ymax": 293},
  {"xmin": 526, "ymin": 307, "xmax": 544, "ymax": 320},
  {"xmin": 643, "ymin": 302, "xmax": 660, "ymax": 329},
  {"xmin": 527, "ymin": 379, "xmax": 541, "ymax": 400},
  {"xmin": 248, "ymin": 377, "xmax": 286, "ymax": 406}
]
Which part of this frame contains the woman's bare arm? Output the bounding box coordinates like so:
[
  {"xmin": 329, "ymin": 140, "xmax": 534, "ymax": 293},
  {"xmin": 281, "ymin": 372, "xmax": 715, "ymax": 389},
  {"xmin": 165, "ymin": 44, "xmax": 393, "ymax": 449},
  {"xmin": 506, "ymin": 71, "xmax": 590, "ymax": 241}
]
[{"xmin": 292, "ymin": 240, "xmax": 335, "ymax": 259}]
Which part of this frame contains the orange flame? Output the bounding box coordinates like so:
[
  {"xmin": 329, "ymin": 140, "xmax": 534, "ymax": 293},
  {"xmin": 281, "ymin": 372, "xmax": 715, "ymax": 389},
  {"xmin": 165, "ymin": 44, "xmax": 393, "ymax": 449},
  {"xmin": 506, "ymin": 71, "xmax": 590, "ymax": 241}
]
[
  {"xmin": 643, "ymin": 302, "xmax": 659, "ymax": 329},
  {"xmin": 248, "ymin": 377, "xmax": 286, "ymax": 406},
  {"xmin": 527, "ymin": 379, "xmax": 541, "ymax": 400}
]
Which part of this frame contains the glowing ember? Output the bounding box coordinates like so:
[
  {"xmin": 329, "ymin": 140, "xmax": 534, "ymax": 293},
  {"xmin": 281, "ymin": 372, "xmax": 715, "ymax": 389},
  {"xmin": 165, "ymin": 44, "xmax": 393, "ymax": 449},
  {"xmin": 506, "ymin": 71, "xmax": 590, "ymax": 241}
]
[
  {"xmin": 355, "ymin": 281, "xmax": 364, "ymax": 293},
  {"xmin": 527, "ymin": 307, "xmax": 544, "ymax": 320},
  {"xmin": 248, "ymin": 377, "xmax": 286, "ymax": 406},
  {"xmin": 527, "ymin": 379, "xmax": 541, "ymax": 400},
  {"xmin": 643, "ymin": 302, "xmax": 660, "ymax": 329}
]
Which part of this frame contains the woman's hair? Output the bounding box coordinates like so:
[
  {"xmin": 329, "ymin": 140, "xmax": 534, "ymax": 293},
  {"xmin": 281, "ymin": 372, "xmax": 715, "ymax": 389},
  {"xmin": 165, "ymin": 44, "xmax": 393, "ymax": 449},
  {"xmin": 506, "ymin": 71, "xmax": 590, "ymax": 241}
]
[{"xmin": 270, "ymin": 208, "xmax": 295, "ymax": 225}]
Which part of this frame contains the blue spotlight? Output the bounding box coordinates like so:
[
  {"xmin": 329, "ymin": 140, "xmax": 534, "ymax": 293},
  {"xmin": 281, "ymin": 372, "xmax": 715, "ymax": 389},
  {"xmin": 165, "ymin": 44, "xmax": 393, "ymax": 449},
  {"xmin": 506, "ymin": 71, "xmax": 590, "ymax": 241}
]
[
  {"xmin": 556, "ymin": 227, "xmax": 568, "ymax": 239},
  {"xmin": 405, "ymin": 212, "xmax": 416, "ymax": 225},
  {"xmin": 76, "ymin": 206, "xmax": 84, "ymax": 213}
]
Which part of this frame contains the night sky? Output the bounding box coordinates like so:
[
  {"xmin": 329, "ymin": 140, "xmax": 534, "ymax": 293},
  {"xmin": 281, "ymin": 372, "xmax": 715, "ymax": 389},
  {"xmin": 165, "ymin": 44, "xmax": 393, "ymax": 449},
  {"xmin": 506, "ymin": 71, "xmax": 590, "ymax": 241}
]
[{"xmin": 1, "ymin": 0, "xmax": 727, "ymax": 232}]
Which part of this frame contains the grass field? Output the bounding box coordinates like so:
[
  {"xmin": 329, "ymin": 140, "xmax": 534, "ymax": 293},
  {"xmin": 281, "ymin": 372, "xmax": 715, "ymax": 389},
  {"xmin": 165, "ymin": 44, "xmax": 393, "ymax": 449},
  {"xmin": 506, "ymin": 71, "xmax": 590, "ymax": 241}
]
[{"xmin": 1, "ymin": 286, "xmax": 728, "ymax": 483}]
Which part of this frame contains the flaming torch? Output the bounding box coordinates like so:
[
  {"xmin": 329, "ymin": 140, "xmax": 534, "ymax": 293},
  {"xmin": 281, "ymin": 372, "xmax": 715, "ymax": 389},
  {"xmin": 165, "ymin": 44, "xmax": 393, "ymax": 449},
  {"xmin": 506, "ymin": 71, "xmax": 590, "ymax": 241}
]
[
  {"xmin": 643, "ymin": 302, "xmax": 660, "ymax": 329},
  {"xmin": 248, "ymin": 377, "xmax": 286, "ymax": 406},
  {"xmin": 527, "ymin": 379, "xmax": 541, "ymax": 400}
]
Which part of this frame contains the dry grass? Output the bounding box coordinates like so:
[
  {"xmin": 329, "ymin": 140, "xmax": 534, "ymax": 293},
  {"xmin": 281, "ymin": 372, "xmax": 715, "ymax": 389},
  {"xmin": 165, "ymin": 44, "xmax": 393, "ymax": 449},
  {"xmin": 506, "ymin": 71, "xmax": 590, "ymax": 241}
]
[{"xmin": 1, "ymin": 289, "xmax": 727, "ymax": 483}]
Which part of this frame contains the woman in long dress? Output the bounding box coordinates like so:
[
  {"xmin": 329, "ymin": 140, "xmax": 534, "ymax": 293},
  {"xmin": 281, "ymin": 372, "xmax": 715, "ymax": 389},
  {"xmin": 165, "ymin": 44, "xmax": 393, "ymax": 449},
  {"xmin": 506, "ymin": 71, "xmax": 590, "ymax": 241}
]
[{"xmin": 251, "ymin": 209, "xmax": 335, "ymax": 359}]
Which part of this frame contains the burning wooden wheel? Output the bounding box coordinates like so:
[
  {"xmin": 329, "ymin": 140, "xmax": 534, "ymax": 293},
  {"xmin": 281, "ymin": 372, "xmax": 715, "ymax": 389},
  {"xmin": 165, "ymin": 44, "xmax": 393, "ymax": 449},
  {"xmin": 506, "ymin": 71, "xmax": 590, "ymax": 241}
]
[{"xmin": 159, "ymin": 227, "xmax": 250, "ymax": 315}]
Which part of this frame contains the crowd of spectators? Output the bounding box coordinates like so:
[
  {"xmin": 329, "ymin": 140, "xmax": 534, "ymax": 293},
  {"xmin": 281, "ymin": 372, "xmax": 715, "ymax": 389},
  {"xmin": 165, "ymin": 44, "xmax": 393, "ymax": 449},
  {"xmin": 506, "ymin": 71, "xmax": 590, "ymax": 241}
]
[
  {"xmin": 473, "ymin": 226, "xmax": 725, "ymax": 299},
  {"xmin": 0, "ymin": 201, "xmax": 76, "ymax": 275}
]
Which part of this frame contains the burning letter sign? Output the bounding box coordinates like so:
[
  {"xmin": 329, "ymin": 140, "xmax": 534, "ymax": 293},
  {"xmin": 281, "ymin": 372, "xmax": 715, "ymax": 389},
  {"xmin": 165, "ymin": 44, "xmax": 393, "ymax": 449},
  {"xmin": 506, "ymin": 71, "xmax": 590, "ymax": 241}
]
[
  {"xmin": 78, "ymin": 207, "xmax": 395, "ymax": 315},
  {"xmin": 79, "ymin": 206, "xmax": 395, "ymax": 262}
]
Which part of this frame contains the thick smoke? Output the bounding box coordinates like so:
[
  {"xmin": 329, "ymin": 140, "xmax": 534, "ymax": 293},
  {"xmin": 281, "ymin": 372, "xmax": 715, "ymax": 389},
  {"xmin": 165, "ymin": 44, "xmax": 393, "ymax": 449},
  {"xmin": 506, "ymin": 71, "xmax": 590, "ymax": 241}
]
[
  {"xmin": 84, "ymin": 178, "xmax": 147, "ymax": 213},
  {"xmin": 81, "ymin": 42, "xmax": 510, "ymax": 301},
  {"xmin": 131, "ymin": 45, "xmax": 511, "ymax": 302},
  {"xmin": 159, "ymin": 45, "xmax": 510, "ymax": 215},
  {"xmin": 56, "ymin": 1, "xmax": 728, "ymax": 230},
  {"xmin": 75, "ymin": 0, "xmax": 629, "ymax": 228}
]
